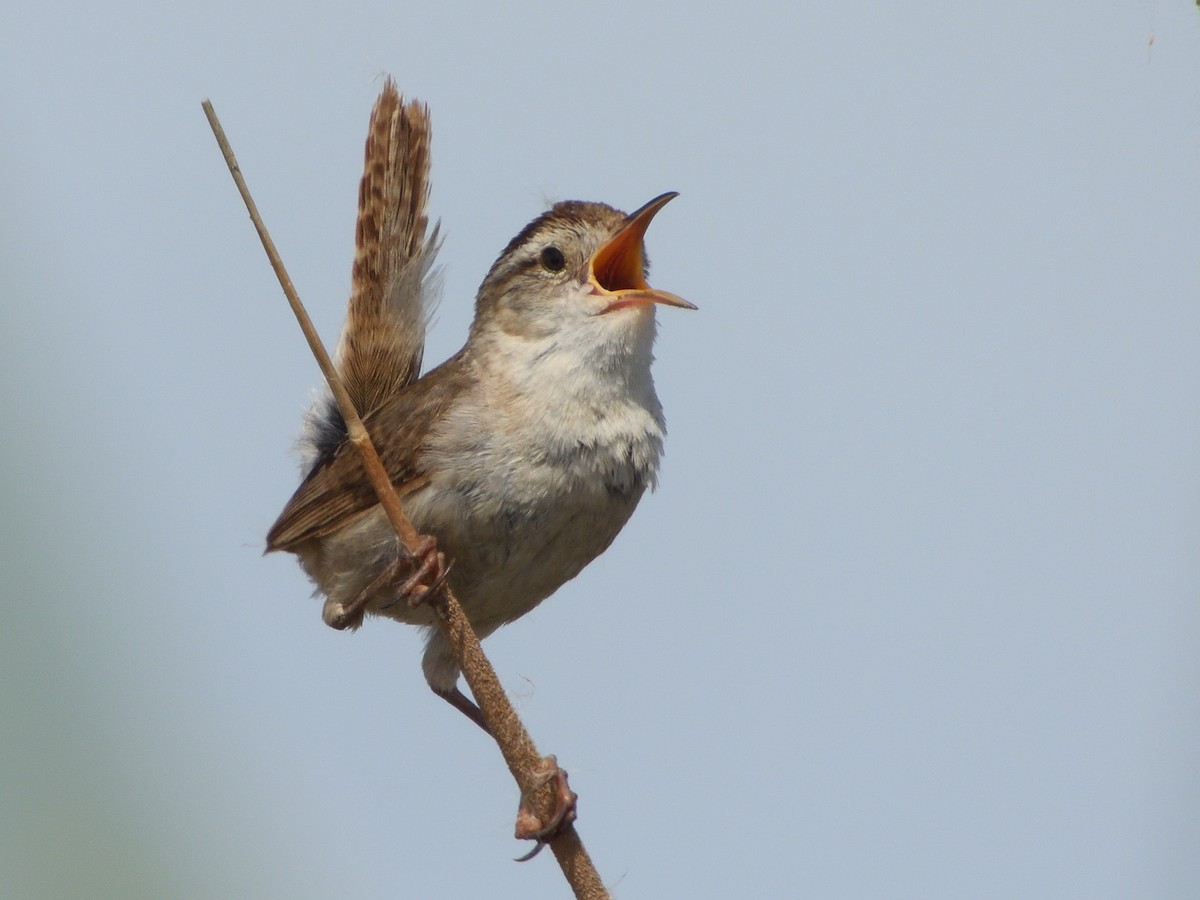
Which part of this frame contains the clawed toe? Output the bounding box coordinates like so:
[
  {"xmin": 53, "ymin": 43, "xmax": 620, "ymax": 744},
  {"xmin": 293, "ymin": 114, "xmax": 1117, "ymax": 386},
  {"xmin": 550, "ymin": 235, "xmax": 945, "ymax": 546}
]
[
  {"xmin": 402, "ymin": 557, "xmax": 452, "ymax": 609},
  {"xmin": 376, "ymin": 535, "xmax": 449, "ymax": 611},
  {"xmin": 513, "ymin": 756, "xmax": 577, "ymax": 861}
]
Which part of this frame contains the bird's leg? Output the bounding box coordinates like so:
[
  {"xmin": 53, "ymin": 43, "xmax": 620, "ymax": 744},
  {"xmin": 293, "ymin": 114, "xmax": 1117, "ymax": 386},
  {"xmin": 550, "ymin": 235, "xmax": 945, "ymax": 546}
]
[
  {"xmin": 433, "ymin": 684, "xmax": 491, "ymax": 734},
  {"xmin": 513, "ymin": 755, "xmax": 578, "ymax": 862},
  {"xmin": 325, "ymin": 535, "xmax": 448, "ymax": 630}
]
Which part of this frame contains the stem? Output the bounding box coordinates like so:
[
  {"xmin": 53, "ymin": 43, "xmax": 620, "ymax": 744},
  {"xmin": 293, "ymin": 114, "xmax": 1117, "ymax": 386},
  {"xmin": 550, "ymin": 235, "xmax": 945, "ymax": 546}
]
[{"xmin": 202, "ymin": 97, "xmax": 608, "ymax": 899}]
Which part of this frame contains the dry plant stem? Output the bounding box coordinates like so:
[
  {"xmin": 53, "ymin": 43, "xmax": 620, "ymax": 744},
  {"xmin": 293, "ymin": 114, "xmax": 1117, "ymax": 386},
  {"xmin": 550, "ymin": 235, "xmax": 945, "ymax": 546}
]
[
  {"xmin": 202, "ymin": 99, "xmax": 608, "ymax": 900},
  {"xmin": 201, "ymin": 100, "xmax": 418, "ymax": 550}
]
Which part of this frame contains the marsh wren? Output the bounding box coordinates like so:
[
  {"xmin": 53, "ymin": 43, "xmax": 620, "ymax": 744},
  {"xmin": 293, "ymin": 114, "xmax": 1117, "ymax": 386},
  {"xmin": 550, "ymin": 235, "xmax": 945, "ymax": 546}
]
[{"xmin": 266, "ymin": 81, "xmax": 694, "ymax": 730}]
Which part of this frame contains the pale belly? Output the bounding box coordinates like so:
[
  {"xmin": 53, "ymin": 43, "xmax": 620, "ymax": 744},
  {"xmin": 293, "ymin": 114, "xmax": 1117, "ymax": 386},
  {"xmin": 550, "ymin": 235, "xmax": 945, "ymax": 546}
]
[{"xmin": 295, "ymin": 460, "xmax": 645, "ymax": 636}]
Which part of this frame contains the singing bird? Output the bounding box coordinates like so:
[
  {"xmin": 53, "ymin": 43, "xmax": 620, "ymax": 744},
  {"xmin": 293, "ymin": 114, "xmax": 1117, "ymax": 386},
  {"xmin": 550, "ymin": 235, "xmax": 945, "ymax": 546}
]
[{"xmin": 267, "ymin": 81, "xmax": 694, "ymax": 731}]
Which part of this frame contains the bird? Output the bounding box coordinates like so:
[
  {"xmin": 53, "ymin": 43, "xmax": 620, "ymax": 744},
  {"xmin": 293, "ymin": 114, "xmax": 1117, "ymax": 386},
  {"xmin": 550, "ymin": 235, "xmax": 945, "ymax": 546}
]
[{"xmin": 266, "ymin": 80, "xmax": 694, "ymax": 731}]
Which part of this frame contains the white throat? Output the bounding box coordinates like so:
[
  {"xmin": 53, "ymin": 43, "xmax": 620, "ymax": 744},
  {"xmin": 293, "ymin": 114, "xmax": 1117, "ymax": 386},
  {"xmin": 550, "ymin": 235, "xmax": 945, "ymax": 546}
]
[{"xmin": 468, "ymin": 307, "xmax": 667, "ymax": 491}]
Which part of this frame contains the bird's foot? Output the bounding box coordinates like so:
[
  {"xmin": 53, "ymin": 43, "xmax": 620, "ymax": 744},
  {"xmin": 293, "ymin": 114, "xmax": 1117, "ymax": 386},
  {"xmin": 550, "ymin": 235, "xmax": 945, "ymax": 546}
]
[
  {"xmin": 324, "ymin": 535, "xmax": 449, "ymax": 629},
  {"xmin": 377, "ymin": 534, "xmax": 451, "ymax": 611},
  {"xmin": 513, "ymin": 756, "xmax": 578, "ymax": 862}
]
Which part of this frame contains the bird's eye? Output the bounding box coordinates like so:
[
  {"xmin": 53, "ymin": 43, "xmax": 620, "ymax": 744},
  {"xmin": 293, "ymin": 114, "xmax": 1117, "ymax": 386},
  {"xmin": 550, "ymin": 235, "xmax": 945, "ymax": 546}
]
[{"xmin": 540, "ymin": 246, "xmax": 566, "ymax": 272}]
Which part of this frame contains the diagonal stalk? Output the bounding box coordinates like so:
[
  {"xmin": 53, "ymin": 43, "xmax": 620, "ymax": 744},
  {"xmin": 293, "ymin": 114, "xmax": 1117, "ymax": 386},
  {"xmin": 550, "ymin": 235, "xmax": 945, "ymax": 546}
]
[{"xmin": 202, "ymin": 97, "xmax": 608, "ymax": 900}]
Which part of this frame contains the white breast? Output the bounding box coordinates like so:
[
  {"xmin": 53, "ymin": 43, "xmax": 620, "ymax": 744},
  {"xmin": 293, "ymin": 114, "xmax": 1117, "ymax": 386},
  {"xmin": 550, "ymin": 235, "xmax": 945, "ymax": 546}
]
[{"xmin": 407, "ymin": 314, "xmax": 666, "ymax": 630}]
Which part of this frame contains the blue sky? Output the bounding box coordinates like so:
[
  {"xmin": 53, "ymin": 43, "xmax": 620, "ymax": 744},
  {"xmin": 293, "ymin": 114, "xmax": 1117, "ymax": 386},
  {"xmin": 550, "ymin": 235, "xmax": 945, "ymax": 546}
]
[{"xmin": 2, "ymin": 2, "xmax": 1198, "ymax": 897}]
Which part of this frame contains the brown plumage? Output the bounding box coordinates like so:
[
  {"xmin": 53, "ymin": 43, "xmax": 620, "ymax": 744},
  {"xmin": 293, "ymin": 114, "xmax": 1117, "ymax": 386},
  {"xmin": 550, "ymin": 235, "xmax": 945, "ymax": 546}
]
[
  {"xmin": 266, "ymin": 352, "xmax": 468, "ymax": 550},
  {"xmin": 266, "ymin": 81, "xmax": 693, "ymax": 726},
  {"xmin": 338, "ymin": 79, "xmax": 438, "ymax": 420}
]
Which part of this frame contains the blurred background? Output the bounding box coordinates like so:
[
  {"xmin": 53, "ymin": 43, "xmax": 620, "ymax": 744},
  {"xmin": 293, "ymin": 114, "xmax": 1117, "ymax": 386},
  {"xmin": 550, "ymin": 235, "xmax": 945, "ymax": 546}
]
[{"xmin": 2, "ymin": 2, "xmax": 1198, "ymax": 897}]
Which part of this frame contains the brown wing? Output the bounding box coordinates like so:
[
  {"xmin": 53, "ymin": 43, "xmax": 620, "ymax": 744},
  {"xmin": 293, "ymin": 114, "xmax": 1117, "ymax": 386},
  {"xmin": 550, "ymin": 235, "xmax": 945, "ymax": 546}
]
[
  {"xmin": 266, "ymin": 354, "xmax": 471, "ymax": 552},
  {"xmin": 337, "ymin": 78, "xmax": 440, "ymax": 419}
]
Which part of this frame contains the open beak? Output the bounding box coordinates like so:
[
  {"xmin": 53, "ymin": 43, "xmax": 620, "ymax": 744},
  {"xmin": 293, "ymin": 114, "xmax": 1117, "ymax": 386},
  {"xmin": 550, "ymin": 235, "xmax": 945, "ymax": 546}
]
[{"xmin": 589, "ymin": 191, "xmax": 697, "ymax": 315}]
